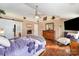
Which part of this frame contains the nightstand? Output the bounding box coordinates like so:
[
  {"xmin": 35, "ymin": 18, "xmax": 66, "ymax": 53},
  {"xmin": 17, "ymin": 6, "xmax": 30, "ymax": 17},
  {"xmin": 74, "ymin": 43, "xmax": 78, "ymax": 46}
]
[{"xmin": 70, "ymin": 40, "xmax": 79, "ymax": 56}]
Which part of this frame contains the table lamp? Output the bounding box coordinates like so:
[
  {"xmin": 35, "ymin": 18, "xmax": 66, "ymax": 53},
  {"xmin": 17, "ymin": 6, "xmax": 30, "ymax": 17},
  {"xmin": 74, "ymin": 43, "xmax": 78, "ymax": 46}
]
[{"xmin": 0, "ymin": 28, "xmax": 4, "ymax": 35}]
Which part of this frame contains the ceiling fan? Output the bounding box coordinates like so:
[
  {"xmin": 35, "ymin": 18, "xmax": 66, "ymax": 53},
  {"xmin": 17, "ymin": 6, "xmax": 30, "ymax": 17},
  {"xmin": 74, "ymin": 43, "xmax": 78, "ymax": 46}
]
[
  {"xmin": 24, "ymin": 4, "xmax": 40, "ymax": 19},
  {"xmin": 34, "ymin": 5, "xmax": 40, "ymax": 19}
]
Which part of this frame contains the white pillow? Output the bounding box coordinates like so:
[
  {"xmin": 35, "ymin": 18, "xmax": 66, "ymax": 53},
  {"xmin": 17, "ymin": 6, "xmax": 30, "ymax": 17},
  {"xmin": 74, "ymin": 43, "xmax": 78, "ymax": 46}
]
[
  {"xmin": 57, "ymin": 37, "xmax": 70, "ymax": 45},
  {"xmin": 0, "ymin": 36, "xmax": 10, "ymax": 47}
]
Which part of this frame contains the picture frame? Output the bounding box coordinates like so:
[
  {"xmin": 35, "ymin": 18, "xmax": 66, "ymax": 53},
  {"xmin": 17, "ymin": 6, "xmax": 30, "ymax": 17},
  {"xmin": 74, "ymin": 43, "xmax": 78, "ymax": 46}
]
[{"xmin": 45, "ymin": 23, "xmax": 54, "ymax": 30}]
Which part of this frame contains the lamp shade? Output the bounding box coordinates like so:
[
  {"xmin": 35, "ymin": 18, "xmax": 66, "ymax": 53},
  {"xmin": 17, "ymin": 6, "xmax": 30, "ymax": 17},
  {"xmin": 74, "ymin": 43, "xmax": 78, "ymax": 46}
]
[
  {"xmin": 0, "ymin": 28, "xmax": 4, "ymax": 34},
  {"xmin": 77, "ymin": 31, "xmax": 79, "ymax": 35}
]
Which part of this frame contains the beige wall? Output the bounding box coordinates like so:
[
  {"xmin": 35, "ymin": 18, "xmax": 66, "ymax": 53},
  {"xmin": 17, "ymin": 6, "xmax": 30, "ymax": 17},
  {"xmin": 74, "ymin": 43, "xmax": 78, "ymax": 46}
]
[
  {"xmin": 22, "ymin": 16, "xmax": 65, "ymax": 40},
  {"xmin": 38, "ymin": 16, "xmax": 64, "ymax": 39},
  {"xmin": 22, "ymin": 19, "xmax": 36, "ymax": 36},
  {"xmin": 0, "ymin": 13, "xmax": 65, "ymax": 39}
]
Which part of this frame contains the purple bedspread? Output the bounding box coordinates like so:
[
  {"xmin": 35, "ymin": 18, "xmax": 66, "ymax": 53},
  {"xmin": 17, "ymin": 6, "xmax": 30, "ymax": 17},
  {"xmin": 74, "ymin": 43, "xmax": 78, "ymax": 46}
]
[
  {"xmin": 0, "ymin": 35, "xmax": 46, "ymax": 56},
  {"xmin": 0, "ymin": 48, "xmax": 5, "ymax": 56}
]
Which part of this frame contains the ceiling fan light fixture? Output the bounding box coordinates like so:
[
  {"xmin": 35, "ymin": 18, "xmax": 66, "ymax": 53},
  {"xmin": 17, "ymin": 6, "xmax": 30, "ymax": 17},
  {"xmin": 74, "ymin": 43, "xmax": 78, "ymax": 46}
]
[
  {"xmin": 35, "ymin": 15, "xmax": 40, "ymax": 19},
  {"xmin": 34, "ymin": 5, "xmax": 40, "ymax": 19}
]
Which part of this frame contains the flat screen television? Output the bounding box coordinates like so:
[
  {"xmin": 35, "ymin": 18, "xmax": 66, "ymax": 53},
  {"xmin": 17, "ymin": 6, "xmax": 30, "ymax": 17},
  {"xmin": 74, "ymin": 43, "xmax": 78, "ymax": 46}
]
[{"xmin": 64, "ymin": 17, "xmax": 79, "ymax": 31}]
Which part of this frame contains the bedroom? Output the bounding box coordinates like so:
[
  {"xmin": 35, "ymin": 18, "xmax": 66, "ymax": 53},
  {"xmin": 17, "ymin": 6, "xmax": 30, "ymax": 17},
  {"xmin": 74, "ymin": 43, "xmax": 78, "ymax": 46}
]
[{"xmin": 0, "ymin": 3, "xmax": 79, "ymax": 56}]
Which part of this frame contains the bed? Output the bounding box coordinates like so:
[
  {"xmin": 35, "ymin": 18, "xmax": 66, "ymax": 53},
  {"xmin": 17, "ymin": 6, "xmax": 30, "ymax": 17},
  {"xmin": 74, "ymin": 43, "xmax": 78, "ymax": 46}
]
[{"xmin": 0, "ymin": 35, "xmax": 46, "ymax": 56}]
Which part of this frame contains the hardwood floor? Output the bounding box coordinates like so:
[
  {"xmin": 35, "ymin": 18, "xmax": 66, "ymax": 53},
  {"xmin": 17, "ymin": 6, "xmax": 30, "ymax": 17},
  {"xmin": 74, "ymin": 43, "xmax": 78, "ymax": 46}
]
[{"xmin": 40, "ymin": 40, "xmax": 70, "ymax": 56}]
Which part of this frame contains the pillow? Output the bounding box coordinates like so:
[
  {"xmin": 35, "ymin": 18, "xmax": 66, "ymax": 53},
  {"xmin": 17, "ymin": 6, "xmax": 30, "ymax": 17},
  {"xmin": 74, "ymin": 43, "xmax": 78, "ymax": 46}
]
[
  {"xmin": 0, "ymin": 36, "xmax": 10, "ymax": 47},
  {"xmin": 35, "ymin": 40, "xmax": 42, "ymax": 45},
  {"xmin": 67, "ymin": 32, "xmax": 78, "ymax": 39},
  {"xmin": 57, "ymin": 37, "xmax": 70, "ymax": 45},
  {"xmin": 74, "ymin": 34, "xmax": 78, "ymax": 39}
]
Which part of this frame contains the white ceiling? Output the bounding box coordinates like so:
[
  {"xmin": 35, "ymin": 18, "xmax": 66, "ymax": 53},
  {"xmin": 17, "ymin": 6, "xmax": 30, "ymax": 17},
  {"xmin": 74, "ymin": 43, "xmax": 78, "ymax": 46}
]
[{"xmin": 0, "ymin": 3, "xmax": 79, "ymax": 20}]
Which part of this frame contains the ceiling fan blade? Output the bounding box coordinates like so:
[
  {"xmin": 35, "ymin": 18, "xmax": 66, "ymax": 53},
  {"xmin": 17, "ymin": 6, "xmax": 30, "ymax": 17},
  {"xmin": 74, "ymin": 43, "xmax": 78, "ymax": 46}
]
[
  {"xmin": 0, "ymin": 16, "xmax": 23, "ymax": 22},
  {"xmin": 11, "ymin": 19, "xmax": 23, "ymax": 22}
]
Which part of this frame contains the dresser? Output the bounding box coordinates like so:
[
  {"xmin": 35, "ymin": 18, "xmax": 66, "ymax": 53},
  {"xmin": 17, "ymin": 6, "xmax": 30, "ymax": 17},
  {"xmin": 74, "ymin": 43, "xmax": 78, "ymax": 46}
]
[{"xmin": 43, "ymin": 30, "xmax": 55, "ymax": 41}]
